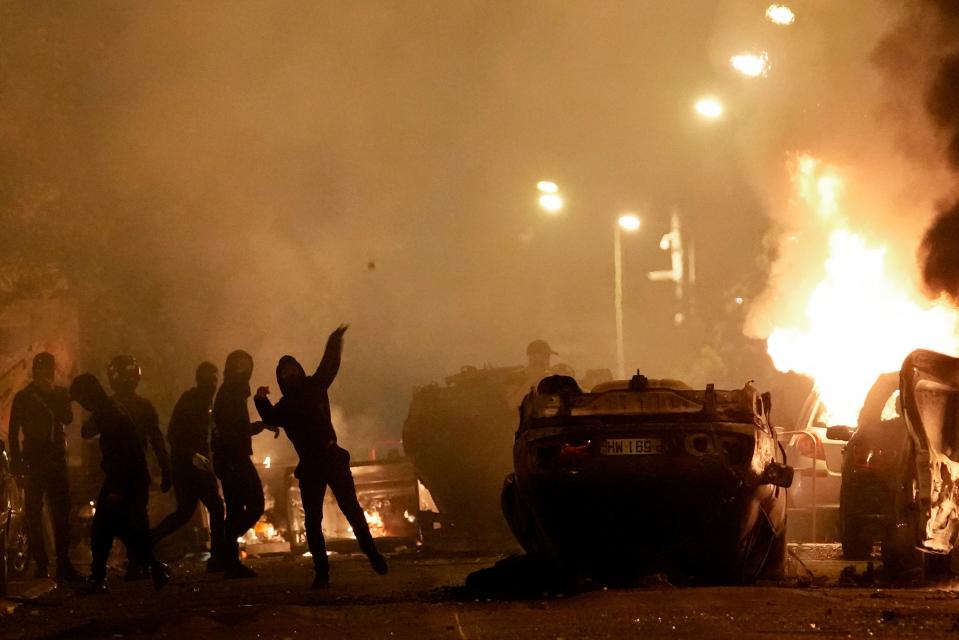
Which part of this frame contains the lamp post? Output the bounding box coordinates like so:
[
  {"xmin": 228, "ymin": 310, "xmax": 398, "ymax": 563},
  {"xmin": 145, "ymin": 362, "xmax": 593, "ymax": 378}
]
[{"xmin": 614, "ymin": 213, "xmax": 641, "ymax": 379}]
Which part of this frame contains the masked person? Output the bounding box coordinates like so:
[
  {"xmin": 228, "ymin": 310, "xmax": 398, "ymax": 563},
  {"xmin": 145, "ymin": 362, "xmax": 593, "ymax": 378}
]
[
  {"xmin": 70, "ymin": 373, "xmax": 170, "ymax": 592},
  {"xmin": 7, "ymin": 352, "xmax": 81, "ymax": 584},
  {"xmin": 106, "ymin": 355, "xmax": 172, "ymax": 580},
  {"xmin": 212, "ymin": 350, "xmax": 276, "ymax": 578},
  {"xmin": 150, "ymin": 362, "xmax": 226, "ymax": 571},
  {"xmin": 253, "ymin": 325, "xmax": 388, "ymax": 589}
]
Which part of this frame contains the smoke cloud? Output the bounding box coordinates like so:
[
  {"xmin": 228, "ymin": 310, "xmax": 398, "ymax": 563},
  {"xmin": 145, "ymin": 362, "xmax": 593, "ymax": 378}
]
[
  {"xmin": 916, "ymin": 1, "xmax": 959, "ymax": 302},
  {"xmin": 2, "ymin": 2, "xmax": 769, "ymax": 446}
]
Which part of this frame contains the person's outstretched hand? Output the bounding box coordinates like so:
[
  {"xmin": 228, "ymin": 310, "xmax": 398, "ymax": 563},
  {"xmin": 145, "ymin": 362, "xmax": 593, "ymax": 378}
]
[
  {"xmin": 255, "ymin": 386, "xmax": 270, "ymax": 399},
  {"xmin": 331, "ymin": 324, "xmax": 349, "ymax": 339}
]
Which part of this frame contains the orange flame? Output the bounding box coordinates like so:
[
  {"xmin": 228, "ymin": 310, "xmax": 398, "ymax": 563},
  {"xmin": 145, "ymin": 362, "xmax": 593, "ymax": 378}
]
[{"xmin": 765, "ymin": 155, "xmax": 959, "ymax": 426}]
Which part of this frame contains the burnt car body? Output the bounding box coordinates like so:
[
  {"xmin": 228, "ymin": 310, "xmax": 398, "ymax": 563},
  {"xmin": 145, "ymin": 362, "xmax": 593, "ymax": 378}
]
[
  {"xmin": 880, "ymin": 349, "xmax": 959, "ymax": 576},
  {"xmin": 832, "ymin": 372, "xmax": 908, "ymax": 559},
  {"xmin": 403, "ymin": 365, "xmax": 529, "ymax": 545},
  {"xmin": 502, "ymin": 374, "xmax": 792, "ymax": 583}
]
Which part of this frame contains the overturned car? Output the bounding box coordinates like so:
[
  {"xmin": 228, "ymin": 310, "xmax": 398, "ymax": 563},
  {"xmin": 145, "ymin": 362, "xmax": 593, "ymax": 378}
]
[{"xmin": 501, "ymin": 374, "xmax": 793, "ymax": 583}]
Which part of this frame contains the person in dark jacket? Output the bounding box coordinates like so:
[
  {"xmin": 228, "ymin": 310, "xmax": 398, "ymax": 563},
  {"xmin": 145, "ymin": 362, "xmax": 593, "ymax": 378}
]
[
  {"xmin": 151, "ymin": 362, "xmax": 226, "ymax": 571},
  {"xmin": 70, "ymin": 373, "xmax": 170, "ymax": 592},
  {"xmin": 254, "ymin": 325, "xmax": 387, "ymax": 589},
  {"xmin": 212, "ymin": 350, "xmax": 276, "ymax": 578},
  {"xmin": 7, "ymin": 352, "xmax": 81, "ymax": 583},
  {"xmin": 107, "ymin": 355, "xmax": 172, "ymax": 492},
  {"xmin": 106, "ymin": 355, "xmax": 171, "ymax": 580}
]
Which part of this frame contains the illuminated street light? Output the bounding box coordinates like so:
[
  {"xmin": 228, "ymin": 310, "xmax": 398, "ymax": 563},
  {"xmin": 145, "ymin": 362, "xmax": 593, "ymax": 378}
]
[
  {"xmin": 730, "ymin": 52, "xmax": 769, "ymax": 78},
  {"xmin": 538, "ymin": 193, "xmax": 563, "ymax": 213},
  {"xmin": 537, "ymin": 180, "xmax": 564, "ymax": 213},
  {"xmin": 617, "ymin": 213, "xmax": 641, "ymax": 232},
  {"xmin": 695, "ymin": 97, "xmax": 724, "ymax": 120},
  {"xmin": 614, "ymin": 213, "xmax": 641, "ymax": 379},
  {"xmin": 765, "ymin": 4, "xmax": 795, "ymax": 26}
]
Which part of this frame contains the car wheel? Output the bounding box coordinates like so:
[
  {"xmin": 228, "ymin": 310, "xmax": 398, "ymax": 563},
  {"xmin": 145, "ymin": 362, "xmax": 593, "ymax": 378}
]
[
  {"xmin": 840, "ymin": 513, "xmax": 873, "ymax": 560},
  {"xmin": 881, "ymin": 447, "xmax": 923, "ymax": 579},
  {"xmin": 759, "ymin": 526, "xmax": 788, "ymax": 581}
]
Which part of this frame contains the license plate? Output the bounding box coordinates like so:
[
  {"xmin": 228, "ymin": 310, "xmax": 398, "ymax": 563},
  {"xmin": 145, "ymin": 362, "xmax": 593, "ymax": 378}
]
[{"xmin": 600, "ymin": 437, "xmax": 664, "ymax": 455}]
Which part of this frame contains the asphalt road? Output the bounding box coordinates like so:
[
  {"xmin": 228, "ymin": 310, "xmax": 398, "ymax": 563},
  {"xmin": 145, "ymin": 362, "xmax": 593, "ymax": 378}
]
[{"xmin": 3, "ymin": 546, "xmax": 959, "ymax": 639}]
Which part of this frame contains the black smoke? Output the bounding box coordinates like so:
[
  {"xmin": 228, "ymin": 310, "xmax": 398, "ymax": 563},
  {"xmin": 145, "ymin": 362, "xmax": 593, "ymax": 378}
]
[{"xmin": 918, "ymin": 3, "xmax": 959, "ymax": 301}]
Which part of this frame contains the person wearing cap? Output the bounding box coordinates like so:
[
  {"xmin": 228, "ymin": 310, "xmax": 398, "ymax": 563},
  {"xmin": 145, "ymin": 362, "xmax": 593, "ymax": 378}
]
[
  {"xmin": 525, "ymin": 339, "xmax": 559, "ymax": 384},
  {"xmin": 7, "ymin": 352, "xmax": 81, "ymax": 584}
]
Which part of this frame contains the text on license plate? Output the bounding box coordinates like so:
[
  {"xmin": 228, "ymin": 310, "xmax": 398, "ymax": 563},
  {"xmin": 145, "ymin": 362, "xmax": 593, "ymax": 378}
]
[{"xmin": 600, "ymin": 437, "xmax": 665, "ymax": 455}]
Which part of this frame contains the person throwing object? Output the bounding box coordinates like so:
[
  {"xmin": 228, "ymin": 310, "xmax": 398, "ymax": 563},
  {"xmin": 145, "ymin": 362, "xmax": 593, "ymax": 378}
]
[{"xmin": 253, "ymin": 325, "xmax": 388, "ymax": 589}]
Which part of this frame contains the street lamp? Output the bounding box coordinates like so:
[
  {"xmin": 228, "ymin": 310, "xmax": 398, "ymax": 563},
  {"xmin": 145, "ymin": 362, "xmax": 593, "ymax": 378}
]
[
  {"xmin": 694, "ymin": 96, "xmax": 724, "ymax": 120},
  {"xmin": 537, "ymin": 180, "xmax": 563, "ymax": 214},
  {"xmin": 614, "ymin": 213, "xmax": 641, "ymax": 379}
]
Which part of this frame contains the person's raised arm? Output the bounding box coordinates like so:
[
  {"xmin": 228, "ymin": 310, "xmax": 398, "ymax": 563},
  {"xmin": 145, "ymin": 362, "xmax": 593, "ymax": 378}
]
[{"xmin": 314, "ymin": 324, "xmax": 348, "ymax": 388}]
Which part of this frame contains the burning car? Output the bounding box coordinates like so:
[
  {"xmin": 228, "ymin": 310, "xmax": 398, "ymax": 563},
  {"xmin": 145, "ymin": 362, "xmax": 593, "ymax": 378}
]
[
  {"xmin": 501, "ymin": 374, "xmax": 793, "ymax": 583},
  {"xmin": 880, "ymin": 349, "xmax": 959, "ymax": 577}
]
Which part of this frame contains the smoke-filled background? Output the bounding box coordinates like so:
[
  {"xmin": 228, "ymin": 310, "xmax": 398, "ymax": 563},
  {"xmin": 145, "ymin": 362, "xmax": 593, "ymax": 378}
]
[{"xmin": 3, "ymin": 1, "xmax": 959, "ymax": 450}]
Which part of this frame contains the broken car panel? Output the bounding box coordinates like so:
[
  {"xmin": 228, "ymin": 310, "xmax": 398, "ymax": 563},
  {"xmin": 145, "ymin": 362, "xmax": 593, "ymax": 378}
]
[{"xmin": 899, "ymin": 349, "xmax": 959, "ymax": 555}]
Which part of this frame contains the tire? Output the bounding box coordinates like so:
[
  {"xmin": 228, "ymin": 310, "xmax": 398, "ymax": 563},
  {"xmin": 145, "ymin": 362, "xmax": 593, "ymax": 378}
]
[
  {"xmin": 881, "ymin": 446, "xmax": 923, "ymax": 578},
  {"xmin": 759, "ymin": 527, "xmax": 788, "ymax": 580},
  {"xmin": 840, "ymin": 514, "xmax": 873, "ymax": 560}
]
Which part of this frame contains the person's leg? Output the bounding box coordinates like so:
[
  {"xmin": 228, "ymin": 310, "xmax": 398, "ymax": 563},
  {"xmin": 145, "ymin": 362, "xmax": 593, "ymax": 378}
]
[
  {"xmin": 325, "ymin": 447, "xmax": 387, "ymax": 575},
  {"xmin": 298, "ymin": 477, "xmax": 330, "ymax": 586},
  {"xmin": 216, "ymin": 458, "xmax": 243, "ymax": 565},
  {"xmin": 116, "ymin": 485, "xmax": 168, "ymax": 589},
  {"xmin": 47, "ymin": 468, "xmax": 78, "ymax": 581},
  {"xmin": 151, "ymin": 461, "xmax": 199, "ymax": 544},
  {"xmin": 195, "ymin": 467, "xmax": 226, "ymax": 565},
  {"xmin": 236, "ymin": 457, "xmax": 264, "ymax": 535},
  {"xmin": 23, "ymin": 472, "xmax": 49, "ymax": 575},
  {"xmin": 90, "ymin": 485, "xmax": 117, "ymax": 584},
  {"xmin": 216, "ymin": 457, "xmax": 256, "ymax": 577}
]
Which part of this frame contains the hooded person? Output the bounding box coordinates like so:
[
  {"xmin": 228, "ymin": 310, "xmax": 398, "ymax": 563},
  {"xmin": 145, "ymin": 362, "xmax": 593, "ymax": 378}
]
[
  {"xmin": 150, "ymin": 362, "xmax": 226, "ymax": 571},
  {"xmin": 70, "ymin": 373, "xmax": 170, "ymax": 592},
  {"xmin": 254, "ymin": 324, "xmax": 388, "ymax": 589},
  {"xmin": 8, "ymin": 352, "xmax": 81, "ymax": 584},
  {"xmin": 211, "ymin": 349, "xmax": 277, "ymax": 578}
]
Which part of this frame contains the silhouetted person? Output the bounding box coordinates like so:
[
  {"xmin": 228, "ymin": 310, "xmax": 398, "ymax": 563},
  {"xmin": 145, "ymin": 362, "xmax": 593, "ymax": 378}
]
[
  {"xmin": 212, "ymin": 350, "xmax": 276, "ymax": 578},
  {"xmin": 8, "ymin": 352, "xmax": 81, "ymax": 584},
  {"xmin": 525, "ymin": 339, "xmax": 557, "ymax": 382},
  {"xmin": 106, "ymin": 355, "xmax": 171, "ymax": 580},
  {"xmin": 151, "ymin": 362, "xmax": 226, "ymax": 571},
  {"xmin": 254, "ymin": 325, "xmax": 388, "ymax": 589},
  {"xmin": 70, "ymin": 373, "xmax": 170, "ymax": 592}
]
